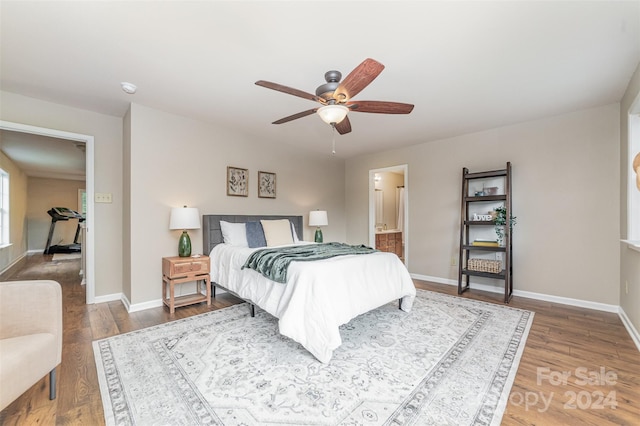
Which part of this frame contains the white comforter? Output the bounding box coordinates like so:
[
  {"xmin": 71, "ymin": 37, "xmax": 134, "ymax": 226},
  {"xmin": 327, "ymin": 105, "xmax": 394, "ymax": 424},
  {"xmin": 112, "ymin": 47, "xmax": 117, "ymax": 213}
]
[{"xmin": 209, "ymin": 242, "xmax": 416, "ymax": 363}]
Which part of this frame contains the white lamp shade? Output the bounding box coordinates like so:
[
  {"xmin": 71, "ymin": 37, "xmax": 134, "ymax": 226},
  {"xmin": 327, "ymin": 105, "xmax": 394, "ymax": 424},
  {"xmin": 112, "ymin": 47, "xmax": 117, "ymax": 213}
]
[
  {"xmin": 317, "ymin": 105, "xmax": 349, "ymax": 125},
  {"xmin": 309, "ymin": 210, "xmax": 328, "ymax": 227},
  {"xmin": 169, "ymin": 207, "xmax": 201, "ymax": 230}
]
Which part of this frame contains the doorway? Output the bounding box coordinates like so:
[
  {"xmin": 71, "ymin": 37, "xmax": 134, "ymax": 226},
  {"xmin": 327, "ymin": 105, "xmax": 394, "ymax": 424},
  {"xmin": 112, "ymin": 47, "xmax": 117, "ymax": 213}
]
[
  {"xmin": 0, "ymin": 120, "xmax": 95, "ymax": 303},
  {"xmin": 369, "ymin": 164, "xmax": 408, "ymax": 266}
]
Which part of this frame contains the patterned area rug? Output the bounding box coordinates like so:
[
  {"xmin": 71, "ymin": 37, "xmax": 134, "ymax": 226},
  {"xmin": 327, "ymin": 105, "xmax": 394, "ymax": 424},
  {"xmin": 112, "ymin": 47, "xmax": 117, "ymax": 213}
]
[{"xmin": 93, "ymin": 289, "xmax": 533, "ymax": 425}]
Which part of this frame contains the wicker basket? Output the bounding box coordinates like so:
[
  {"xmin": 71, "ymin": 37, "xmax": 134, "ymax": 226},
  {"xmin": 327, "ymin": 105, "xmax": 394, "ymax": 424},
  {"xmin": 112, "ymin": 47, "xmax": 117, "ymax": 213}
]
[{"xmin": 467, "ymin": 258, "xmax": 502, "ymax": 274}]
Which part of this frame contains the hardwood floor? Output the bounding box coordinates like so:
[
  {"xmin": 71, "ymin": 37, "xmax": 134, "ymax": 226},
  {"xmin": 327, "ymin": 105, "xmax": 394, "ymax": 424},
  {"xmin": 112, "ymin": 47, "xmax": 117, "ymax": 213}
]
[{"xmin": 1, "ymin": 254, "xmax": 638, "ymax": 425}]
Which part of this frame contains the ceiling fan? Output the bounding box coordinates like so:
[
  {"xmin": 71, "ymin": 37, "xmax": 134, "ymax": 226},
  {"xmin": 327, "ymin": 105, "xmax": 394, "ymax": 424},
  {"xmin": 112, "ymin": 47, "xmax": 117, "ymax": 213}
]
[{"xmin": 255, "ymin": 58, "xmax": 414, "ymax": 135}]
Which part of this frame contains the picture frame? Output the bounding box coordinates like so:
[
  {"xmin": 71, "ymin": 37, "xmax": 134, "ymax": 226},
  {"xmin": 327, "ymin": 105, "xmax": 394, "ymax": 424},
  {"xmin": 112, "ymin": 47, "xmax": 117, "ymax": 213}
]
[
  {"xmin": 258, "ymin": 171, "xmax": 276, "ymax": 199},
  {"xmin": 227, "ymin": 166, "xmax": 248, "ymax": 197}
]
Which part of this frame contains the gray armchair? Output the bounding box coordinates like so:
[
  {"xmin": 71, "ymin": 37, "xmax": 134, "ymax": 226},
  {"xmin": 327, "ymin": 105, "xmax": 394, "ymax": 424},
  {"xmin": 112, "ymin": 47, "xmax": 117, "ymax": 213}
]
[{"xmin": 0, "ymin": 280, "xmax": 63, "ymax": 411}]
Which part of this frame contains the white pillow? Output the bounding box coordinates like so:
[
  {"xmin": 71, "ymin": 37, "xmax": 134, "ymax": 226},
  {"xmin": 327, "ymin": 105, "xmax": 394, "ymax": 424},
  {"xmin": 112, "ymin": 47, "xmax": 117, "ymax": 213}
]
[
  {"xmin": 220, "ymin": 221, "xmax": 248, "ymax": 247},
  {"xmin": 261, "ymin": 219, "xmax": 294, "ymax": 247}
]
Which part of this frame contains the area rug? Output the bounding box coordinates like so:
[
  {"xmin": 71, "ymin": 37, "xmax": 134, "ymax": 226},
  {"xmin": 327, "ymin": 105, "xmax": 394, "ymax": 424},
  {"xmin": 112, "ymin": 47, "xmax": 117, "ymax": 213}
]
[
  {"xmin": 93, "ymin": 289, "xmax": 533, "ymax": 425},
  {"xmin": 52, "ymin": 252, "xmax": 81, "ymax": 261}
]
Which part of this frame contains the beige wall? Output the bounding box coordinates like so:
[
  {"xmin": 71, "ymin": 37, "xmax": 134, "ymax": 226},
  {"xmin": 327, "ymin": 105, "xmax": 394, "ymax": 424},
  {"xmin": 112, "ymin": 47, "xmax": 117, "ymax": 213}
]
[
  {"xmin": 0, "ymin": 91, "xmax": 123, "ymax": 297},
  {"xmin": 27, "ymin": 177, "xmax": 85, "ymax": 251},
  {"xmin": 346, "ymin": 104, "xmax": 620, "ymax": 306},
  {"xmin": 620, "ymin": 63, "xmax": 640, "ymax": 332},
  {"xmin": 124, "ymin": 103, "xmax": 346, "ymax": 306},
  {"xmin": 0, "ymin": 150, "xmax": 28, "ymax": 271}
]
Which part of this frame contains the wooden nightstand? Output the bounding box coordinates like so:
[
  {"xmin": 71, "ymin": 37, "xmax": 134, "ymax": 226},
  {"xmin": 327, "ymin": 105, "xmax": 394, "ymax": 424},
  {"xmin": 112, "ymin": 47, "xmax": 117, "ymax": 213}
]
[{"xmin": 162, "ymin": 255, "xmax": 211, "ymax": 314}]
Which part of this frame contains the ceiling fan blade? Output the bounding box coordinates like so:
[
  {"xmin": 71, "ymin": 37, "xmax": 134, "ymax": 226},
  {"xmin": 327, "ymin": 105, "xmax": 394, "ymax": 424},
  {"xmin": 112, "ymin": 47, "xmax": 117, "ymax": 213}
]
[
  {"xmin": 334, "ymin": 58, "xmax": 385, "ymax": 101},
  {"xmin": 335, "ymin": 116, "xmax": 352, "ymax": 135},
  {"xmin": 272, "ymin": 108, "xmax": 318, "ymax": 124},
  {"xmin": 348, "ymin": 101, "xmax": 414, "ymax": 114},
  {"xmin": 255, "ymin": 80, "xmax": 321, "ymax": 102}
]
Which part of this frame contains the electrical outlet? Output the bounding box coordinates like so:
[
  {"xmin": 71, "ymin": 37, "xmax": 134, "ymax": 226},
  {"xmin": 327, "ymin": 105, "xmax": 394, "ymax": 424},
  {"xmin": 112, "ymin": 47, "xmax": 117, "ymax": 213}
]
[
  {"xmin": 95, "ymin": 192, "xmax": 112, "ymax": 203},
  {"xmin": 451, "ymin": 256, "xmax": 458, "ymax": 266}
]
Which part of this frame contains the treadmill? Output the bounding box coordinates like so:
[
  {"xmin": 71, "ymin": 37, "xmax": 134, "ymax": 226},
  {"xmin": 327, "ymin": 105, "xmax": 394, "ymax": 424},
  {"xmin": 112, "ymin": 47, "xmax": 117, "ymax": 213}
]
[{"xmin": 43, "ymin": 207, "xmax": 85, "ymax": 255}]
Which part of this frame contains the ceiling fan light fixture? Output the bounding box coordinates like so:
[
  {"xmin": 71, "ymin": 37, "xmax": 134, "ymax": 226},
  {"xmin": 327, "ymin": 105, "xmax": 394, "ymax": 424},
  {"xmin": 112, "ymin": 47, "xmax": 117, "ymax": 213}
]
[
  {"xmin": 317, "ymin": 104, "xmax": 349, "ymax": 125},
  {"xmin": 256, "ymin": 59, "xmax": 412, "ymax": 136}
]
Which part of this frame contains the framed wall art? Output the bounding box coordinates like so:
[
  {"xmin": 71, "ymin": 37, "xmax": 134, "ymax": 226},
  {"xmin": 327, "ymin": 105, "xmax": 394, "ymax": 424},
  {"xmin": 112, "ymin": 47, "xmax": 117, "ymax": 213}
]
[
  {"xmin": 258, "ymin": 171, "xmax": 276, "ymax": 198},
  {"xmin": 227, "ymin": 166, "xmax": 248, "ymax": 197}
]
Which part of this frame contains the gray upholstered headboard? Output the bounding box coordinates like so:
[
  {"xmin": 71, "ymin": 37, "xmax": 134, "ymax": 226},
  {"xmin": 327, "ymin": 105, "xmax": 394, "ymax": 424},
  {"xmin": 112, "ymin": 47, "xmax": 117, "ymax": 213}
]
[{"xmin": 203, "ymin": 214, "xmax": 304, "ymax": 255}]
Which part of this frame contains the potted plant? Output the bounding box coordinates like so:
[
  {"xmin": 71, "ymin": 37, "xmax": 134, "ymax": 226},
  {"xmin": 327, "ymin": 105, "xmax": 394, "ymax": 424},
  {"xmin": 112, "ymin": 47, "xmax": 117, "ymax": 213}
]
[{"xmin": 493, "ymin": 205, "xmax": 517, "ymax": 246}]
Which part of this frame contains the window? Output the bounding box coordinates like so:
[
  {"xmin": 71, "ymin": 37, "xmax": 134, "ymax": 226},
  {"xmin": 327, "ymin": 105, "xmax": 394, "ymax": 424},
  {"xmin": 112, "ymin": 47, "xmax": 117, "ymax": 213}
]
[
  {"xmin": 78, "ymin": 189, "xmax": 87, "ymax": 215},
  {"xmin": 0, "ymin": 168, "xmax": 9, "ymax": 246}
]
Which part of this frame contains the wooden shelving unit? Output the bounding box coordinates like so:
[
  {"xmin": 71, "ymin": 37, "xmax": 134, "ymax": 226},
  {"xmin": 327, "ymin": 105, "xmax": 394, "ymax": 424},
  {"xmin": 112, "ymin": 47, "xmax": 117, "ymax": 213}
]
[{"xmin": 458, "ymin": 162, "xmax": 513, "ymax": 303}]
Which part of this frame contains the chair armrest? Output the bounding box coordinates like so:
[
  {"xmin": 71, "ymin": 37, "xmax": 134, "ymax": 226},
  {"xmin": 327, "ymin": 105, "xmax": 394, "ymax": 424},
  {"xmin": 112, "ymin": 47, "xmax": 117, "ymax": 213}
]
[{"xmin": 0, "ymin": 280, "xmax": 63, "ymax": 346}]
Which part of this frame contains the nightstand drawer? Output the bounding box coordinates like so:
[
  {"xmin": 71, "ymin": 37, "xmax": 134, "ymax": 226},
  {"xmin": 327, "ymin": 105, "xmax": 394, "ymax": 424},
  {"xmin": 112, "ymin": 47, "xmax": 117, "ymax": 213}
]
[
  {"xmin": 162, "ymin": 256, "xmax": 210, "ymax": 278},
  {"xmin": 173, "ymin": 261, "xmax": 205, "ymax": 274}
]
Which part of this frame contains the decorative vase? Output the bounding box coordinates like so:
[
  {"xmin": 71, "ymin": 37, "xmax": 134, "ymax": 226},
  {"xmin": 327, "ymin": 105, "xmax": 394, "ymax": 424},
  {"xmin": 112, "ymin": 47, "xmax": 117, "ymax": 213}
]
[{"xmin": 178, "ymin": 231, "xmax": 191, "ymax": 257}]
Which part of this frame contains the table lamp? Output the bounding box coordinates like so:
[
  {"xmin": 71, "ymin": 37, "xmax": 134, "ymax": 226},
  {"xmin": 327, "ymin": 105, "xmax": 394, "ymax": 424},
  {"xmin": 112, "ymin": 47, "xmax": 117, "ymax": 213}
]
[
  {"xmin": 169, "ymin": 206, "xmax": 200, "ymax": 257},
  {"xmin": 309, "ymin": 210, "xmax": 328, "ymax": 243}
]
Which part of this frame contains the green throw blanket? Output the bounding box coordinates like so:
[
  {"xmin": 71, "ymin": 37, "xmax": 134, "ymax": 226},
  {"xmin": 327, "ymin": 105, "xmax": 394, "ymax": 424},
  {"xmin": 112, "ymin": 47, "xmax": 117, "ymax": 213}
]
[{"xmin": 242, "ymin": 242, "xmax": 377, "ymax": 284}]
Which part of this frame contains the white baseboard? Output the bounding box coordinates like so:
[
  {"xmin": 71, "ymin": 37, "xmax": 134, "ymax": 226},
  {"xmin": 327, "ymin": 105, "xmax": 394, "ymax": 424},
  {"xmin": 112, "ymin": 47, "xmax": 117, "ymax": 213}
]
[
  {"xmin": 514, "ymin": 288, "xmax": 618, "ymax": 313},
  {"xmin": 619, "ymin": 306, "xmax": 640, "ymax": 351},
  {"xmin": 411, "ymin": 274, "xmax": 457, "ymax": 287},
  {"xmin": 120, "ymin": 294, "xmax": 131, "ymax": 311},
  {"xmin": 93, "ymin": 291, "xmax": 205, "ymax": 314},
  {"xmin": 127, "ymin": 297, "xmax": 163, "ymax": 313},
  {"xmin": 93, "ymin": 292, "xmax": 123, "ymax": 304},
  {"xmin": 0, "ymin": 252, "xmax": 27, "ymax": 275},
  {"xmin": 410, "ymin": 273, "xmax": 619, "ymax": 312},
  {"xmin": 93, "ymin": 292, "xmax": 162, "ymax": 313}
]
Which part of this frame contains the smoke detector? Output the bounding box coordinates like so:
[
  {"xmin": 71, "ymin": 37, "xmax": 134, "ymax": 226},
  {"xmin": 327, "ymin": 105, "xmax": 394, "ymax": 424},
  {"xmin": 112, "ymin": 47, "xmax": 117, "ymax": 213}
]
[{"xmin": 120, "ymin": 82, "xmax": 137, "ymax": 94}]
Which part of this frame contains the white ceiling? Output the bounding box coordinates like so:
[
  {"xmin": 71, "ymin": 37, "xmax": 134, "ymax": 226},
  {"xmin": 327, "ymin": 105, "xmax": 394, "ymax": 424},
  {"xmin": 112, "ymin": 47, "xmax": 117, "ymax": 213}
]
[
  {"xmin": 1, "ymin": 1, "xmax": 639, "ymax": 176},
  {"xmin": 0, "ymin": 130, "xmax": 86, "ymax": 180}
]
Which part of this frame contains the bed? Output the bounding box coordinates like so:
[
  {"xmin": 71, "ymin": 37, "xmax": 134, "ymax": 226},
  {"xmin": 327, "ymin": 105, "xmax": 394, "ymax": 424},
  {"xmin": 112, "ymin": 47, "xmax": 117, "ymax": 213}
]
[{"xmin": 203, "ymin": 214, "xmax": 416, "ymax": 363}]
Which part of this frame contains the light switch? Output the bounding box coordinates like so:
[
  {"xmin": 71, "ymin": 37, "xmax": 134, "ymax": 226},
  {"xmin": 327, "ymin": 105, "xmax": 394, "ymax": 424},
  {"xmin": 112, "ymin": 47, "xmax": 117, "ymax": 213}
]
[{"xmin": 95, "ymin": 193, "xmax": 112, "ymax": 203}]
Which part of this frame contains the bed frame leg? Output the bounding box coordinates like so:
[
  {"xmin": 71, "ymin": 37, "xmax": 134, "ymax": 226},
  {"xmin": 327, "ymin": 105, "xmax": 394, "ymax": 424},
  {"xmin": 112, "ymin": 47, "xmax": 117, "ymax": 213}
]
[
  {"xmin": 212, "ymin": 283, "xmax": 216, "ymax": 298},
  {"xmin": 250, "ymin": 304, "xmax": 255, "ymax": 317},
  {"xmin": 398, "ymin": 298, "xmax": 402, "ymax": 310}
]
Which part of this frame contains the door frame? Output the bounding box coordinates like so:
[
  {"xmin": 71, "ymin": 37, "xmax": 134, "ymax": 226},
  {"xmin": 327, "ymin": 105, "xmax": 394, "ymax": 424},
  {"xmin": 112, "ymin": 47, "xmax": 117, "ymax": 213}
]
[
  {"xmin": 0, "ymin": 120, "xmax": 95, "ymax": 304},
  {"xmin": 369, "ymin": 164, "xmax": 409, "ymax": 266}
]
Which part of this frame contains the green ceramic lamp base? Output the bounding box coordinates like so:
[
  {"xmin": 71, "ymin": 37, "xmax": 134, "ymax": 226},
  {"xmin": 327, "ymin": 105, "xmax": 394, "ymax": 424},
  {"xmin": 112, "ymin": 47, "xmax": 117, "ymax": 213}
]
[
  {"xmin": 314, "ymin": 228, "xmax": 323, "ymax": 243},
  {"xmin": 178, "ymin": 231, "xmax": 192, "ymax": 257}
]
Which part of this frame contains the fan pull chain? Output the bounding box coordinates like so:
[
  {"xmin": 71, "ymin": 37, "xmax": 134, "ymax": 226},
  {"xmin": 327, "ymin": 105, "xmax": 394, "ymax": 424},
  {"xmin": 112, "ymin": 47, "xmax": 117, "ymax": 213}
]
[{"xmin": 331, "ymin": 124, "xmax": 336, "ymax": 155}]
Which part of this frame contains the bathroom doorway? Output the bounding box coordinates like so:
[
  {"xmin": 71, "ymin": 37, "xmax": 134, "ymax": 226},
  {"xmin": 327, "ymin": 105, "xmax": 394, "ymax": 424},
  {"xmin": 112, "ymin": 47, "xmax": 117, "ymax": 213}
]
[{"xmin": 369, "ymin": 164, "xmax": 408, "ymax": 266}]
